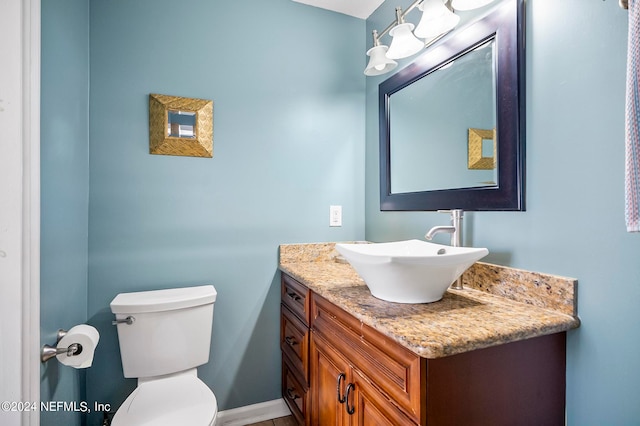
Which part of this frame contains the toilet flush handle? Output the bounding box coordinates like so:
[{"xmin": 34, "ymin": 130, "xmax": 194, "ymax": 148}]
[{"xmin": 111, "ymin": 316, "xmax": 135, "ymax": 326}]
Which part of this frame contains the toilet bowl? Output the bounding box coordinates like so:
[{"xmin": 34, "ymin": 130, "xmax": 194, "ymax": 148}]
[
  {"xmin": 110, "ymin": 285, "xmax": 218, "ymax": 426},
  {"xmin": 111, "ymin": 369, "xmax": 217, "ymax": 426}
]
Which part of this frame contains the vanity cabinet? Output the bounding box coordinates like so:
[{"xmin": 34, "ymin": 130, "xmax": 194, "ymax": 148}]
[
  {"xmin": 281, "ymin": 273, "xmax": 567, "ymax": 426},
  {"xmin": 281, "ymin": 274, "xmax": 311, "ymax": 425}
]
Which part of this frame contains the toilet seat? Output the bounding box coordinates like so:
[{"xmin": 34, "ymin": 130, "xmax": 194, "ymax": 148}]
[{"xmin": 111, "ymin": 370, "xmax": 217, "ymax": 426}]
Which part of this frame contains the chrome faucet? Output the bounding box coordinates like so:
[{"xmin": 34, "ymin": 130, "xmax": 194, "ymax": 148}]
[
  {"xmin": 425, "ymin": 209, "xmax": 464, "ymax": 290},
  {"xmin": 425, "ymin": 209, "xmax": 463, "ymax": 246}
]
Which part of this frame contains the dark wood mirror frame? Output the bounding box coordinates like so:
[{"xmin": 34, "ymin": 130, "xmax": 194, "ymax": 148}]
[{"xmin": 379, "ymin": 0, "xmax": 525, "ymax": 211}]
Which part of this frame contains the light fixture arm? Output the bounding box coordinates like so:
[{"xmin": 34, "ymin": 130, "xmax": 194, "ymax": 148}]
[
  {"xmin": 372, "ymin": 0, "xmax": 458, "ymax": 43},
  {"xmin": 395, "ymin": 6, "xmax": 406, "ymax": 24},
  {"xmin": 371, "ymin": 29, "xmax": 381, "ymax": 47},
  {"xmin": 375, "ymin": 0, "xmax": 423, "ymax": 42}
]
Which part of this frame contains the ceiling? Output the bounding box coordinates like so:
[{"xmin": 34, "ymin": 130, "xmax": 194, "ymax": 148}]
[{"xmin": 291, "ymin": 0, "xmax": 385, "ymax": 19}]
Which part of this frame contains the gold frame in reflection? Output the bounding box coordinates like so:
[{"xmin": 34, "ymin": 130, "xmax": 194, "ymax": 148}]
[
  {"xmin": 467, "ymin": 128, "xmax": 496, "ymax": 170},
  {"xmin": 149, "ymin": 93, "xmax": 213, "ymax": 158}
]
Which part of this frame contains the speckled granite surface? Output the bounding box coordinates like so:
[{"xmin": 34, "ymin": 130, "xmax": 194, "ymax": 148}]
[
  {"xmin": 279, "ymin": 242, "xmax": 580, "ymax": 359},
  {"xmin": 463, "ymin": 262, "xmax": 578, "ymax": 317},
  {"xmin": 280, "ymin": 241, "xmax": 363, "ymax": 264}
]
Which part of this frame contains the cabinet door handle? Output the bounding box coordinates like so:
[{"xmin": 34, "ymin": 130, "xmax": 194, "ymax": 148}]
[
  {"xmin": 286, "ymin": 291, "xmax": 302, "ymax": 302},
  {"xmin": 345, "ymin": 382, "xmax": 355, "ymax": 415},
  {"xmin": 286, "ymin": 387, "xmax": 299, "ymax": 401},
  {"xmin": 285, "ymin": 336, "xmax": 297, "ymax": 346},
  {"xmin": 336, "ymin": 373, "xmax": 346, "ymax": 403}
]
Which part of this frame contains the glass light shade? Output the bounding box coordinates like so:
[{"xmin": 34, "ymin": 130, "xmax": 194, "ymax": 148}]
[
  {"xmin": 451, "ymin": 0, "xmax": 495, "ymax": 11},
  {"xmin": 364, "ymin": 45, "xmax": 398, "ymax": 76},
  {"xmin": 386, "ymin": 23, "xmax": 424, "ymax": 59},
  {"xmin": 414, "ymin": 0, "xmax": 461, "ymax": 39}
]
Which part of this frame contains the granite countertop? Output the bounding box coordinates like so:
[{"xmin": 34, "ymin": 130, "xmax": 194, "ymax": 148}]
[{"xmin": 279, "ymin": 242, "xmax": 580, "ymax": 359}]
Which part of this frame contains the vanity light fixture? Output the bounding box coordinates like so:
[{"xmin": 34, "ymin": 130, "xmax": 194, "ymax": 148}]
[
  {"xmin": 365, "ymin": 0, "xmax": 458, "ymax": 76},
  {"xmin": 364, "ymin": 30, "xmax": 398, "ymax": 76}
]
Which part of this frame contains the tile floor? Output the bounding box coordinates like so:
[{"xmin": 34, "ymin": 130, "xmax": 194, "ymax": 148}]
[{"xmin": 245, "ymin": 415, "xmax": 297, "ymax": 426}]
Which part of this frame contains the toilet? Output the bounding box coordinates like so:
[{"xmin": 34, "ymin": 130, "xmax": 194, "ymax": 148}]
[{"xmin": 109, "ymin": 285, "xmax": 218, "ymax": 426}]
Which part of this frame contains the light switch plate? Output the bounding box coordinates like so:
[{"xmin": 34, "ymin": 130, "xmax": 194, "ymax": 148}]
[{"xmin": 330, "ymin": 205, "xmax": 342, "ymax": 227}]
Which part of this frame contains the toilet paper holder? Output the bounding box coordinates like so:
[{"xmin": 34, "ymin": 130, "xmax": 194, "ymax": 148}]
[{"xmin": 41, "ymin": 329, "xmax": 82, "ymax": 363}]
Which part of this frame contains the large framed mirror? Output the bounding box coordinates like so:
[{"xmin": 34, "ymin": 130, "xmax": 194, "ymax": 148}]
[{"xmin": 379, "ymin": 0, "xmax": 524, "ymax": 211}]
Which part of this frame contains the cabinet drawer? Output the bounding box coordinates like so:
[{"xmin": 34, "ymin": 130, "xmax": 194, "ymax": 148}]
[
  {"xmin": 281, "ymin": 305, "xmax": 310, "ymax": 385},
  {"xmin": 311, "ymin": 293, "xmax": 424, "ymax": 424},
  {"xmin": 282, "ymin": 274, "xmax": 310, "ymax": 325},
  {"xmin": 282, "ymin": 357, "xmax": 309, "ymax": 426}
]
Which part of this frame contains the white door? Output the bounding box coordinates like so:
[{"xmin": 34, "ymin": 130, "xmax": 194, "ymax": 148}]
[{"xmin": 0, "ymin": 0, "xmax": 41, "ymax": 425}]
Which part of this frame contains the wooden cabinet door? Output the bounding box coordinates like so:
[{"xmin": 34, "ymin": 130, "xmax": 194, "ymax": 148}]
[
  {"xmin": 312, "ymin": 333, "xmax": 417, "ymax": 426},
  {"xmin": 310, "ymin": 333, "xmax": 351, "ymax": 426},
  {"xmin": 350, "ymin": 369, "xmax": 416, "ymax": 426}
]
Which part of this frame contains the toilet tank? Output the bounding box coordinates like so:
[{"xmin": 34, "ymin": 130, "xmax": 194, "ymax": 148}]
[{"xmin": 110, "ymin": 285, "xmax": 217, "ymax": 378}]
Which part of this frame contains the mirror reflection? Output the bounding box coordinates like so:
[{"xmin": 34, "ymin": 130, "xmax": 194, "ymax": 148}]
[
  {"xmin": 168, "ymin": 110, "xmax": 196, "ymax": 138},
  {"xmin": 390, "ymin": 39, "xmax": 496, "ymax": 193}
]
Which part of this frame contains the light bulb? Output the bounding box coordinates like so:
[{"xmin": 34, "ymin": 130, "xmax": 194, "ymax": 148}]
[{"xmin": 364, "ymin": 45, "xmax": 398, "ymax": 76}]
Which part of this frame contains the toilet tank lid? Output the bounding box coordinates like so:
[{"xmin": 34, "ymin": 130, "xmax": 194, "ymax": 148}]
[{"xmin": 110, "ymin": 285, "xmax": 217, "ymax": 314}]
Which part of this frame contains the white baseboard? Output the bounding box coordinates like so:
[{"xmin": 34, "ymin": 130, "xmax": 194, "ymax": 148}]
[{"xmin": 216, "ymin": 398, "xmax": 291, "ymax": 426}]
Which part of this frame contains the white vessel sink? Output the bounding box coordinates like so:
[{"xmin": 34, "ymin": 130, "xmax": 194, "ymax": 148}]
[{"xmin": 335, "ymin": 240, "xmax": 488, "ymax": 304}]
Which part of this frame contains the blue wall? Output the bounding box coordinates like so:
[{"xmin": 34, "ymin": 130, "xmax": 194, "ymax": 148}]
[
  {"xmin": 85, "ymin": 0, "xmax": 365, "ymax": 423},
  {"xmin": 365, "ymin": 1, "xmax": 640, "ymax": 424},
  {"xmin": 40, "ymin": 0, "xmax": 90, "ymax": 425},
  {"xmin": 41, "ymin": 0, "xmax": 640, "ymax": 424}
]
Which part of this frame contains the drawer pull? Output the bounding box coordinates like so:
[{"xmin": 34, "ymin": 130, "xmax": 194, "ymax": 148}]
[
  {"xmin": 285, "ymin": 336, "xmax": 298, "ymax": 346},
  {"xmin": 286, "ymin": 387, "xmax": 300, "ymax": 401},
  {"xmin": 336, "ymin": 372, "xmax": 346, "ymax": 404},
  {"xmin": 286, "ymin": 291, "xmax": 302, "ymax": 302},
  {"xmin": 345, "ymin": 383, "xmax": 355, "ymax": 415}
]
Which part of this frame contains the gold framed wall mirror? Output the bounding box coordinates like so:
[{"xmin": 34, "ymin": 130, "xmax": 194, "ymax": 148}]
[
  {"xmin": 468, "ymin": 128, "xmax": 496, "ymax": 170},
  {"xmin": 149, "ymin": 93, "xmax": 213, "ymax": 158}
]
